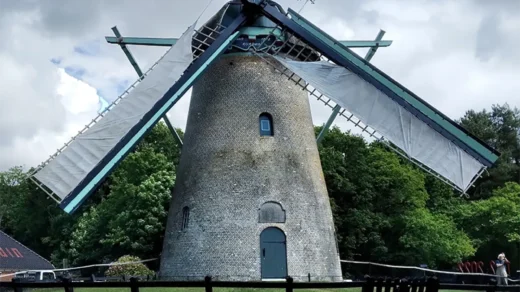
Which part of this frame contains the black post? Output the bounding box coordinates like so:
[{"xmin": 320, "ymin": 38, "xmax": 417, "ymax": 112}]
[
  {"xmin": 425, "ymin": 277, "xmax": 439, "ymax": 292},
  {"xmin": 390, "ymin": 278, "xmax": 400, "ymax": 292},
  {"xmin": 418, "ymin": 278, "xmax": 426, "ymax": 292},
  {"xmin": 410, "ymin": 278, "xmax": 418, "ymax": 292},
  {"xmin": 205, "ymin": 276, "xmax": 213, "ymax": 292},
  {"xmin": 487, "ymin": 277, "xmax": 497, "ymax": 292},
  {"xmin": 11, "ymin": 278, "xmax": 22, "ymax": 292},
  {"xmin": 400, "ymin": 278, "xmax": 410, "ymax": 292},
  {"xmin": 63, "ymin": 277, "xmax": 74, "ymax": 292},
  {"xmin": 384, "ymin": 278, "xmax": 392, "ymax": 292},
  {"xmin": 286, "ymin": 276, "xmax": 294, "ymax": 292},
  {"xmin": 130, "ymin": 277, "xmax": 139, "ymax": 292},
  {"xmin": 375, "ymin": 277, "xmax": 383, "ymax": 292},
  {"xmin": 362, "ymin": 276, "xmax": 375, "ymax": 292},
  {"xmin": 307, "ymin": 273, "xmax": 311, "ymax": 282}
]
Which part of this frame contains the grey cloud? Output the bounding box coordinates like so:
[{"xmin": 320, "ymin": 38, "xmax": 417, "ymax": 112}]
[
  {"xmin": 472, "ymin": 0, "xmax": 520, "ymax": 64},
  {"xmin": 297, "ymin": 0, "xmax": 366, "ymax": 18},
  {"xmin": 0, "ymin": 29, "xmax": 69, "ymax": 149},
  {"xmin": 0, "ymin": 66, "xmax": 67, "ymax": 146},
  {"xmin": 475, "ymin": 14, "xmax": 501, "ymax": 62},
  {"xmin": 38, "ymin": 0, "xmax": 103, "ymax": 37},
  {"xmin": 0, "ymin": 0, "xmax": 37, "ymax": 15},
  {"xmin": 473, "ymin": 0, "xmax": 520, "ymax": 14},
  {"xmin": 0, "ymin": 0, "xmax": 519, "ymax": 171}
]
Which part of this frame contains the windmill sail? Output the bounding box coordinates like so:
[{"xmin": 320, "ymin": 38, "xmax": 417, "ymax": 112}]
[
  {"xmin": 31, "ymin": 14, "xmax": 246, "ymax": 213},
  {"xmin": 31, "ymin": 22, "xmax": 196, "ymax": 208},
  {"xmin": 30, "ymin": 0, "xmax": 499, "ymax": 214},
  {"xmin": 251, "ymin": 3, "xmax": 499, "ymax": 192},
  {"xmin": 274, "ymin": 58, "xmax": 482, "ymax": 191}
]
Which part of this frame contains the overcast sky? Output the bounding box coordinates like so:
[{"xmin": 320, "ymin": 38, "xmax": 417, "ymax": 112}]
[{"xmin": 0, "ymin": 0, "xmax": 518, "ymax": 171}]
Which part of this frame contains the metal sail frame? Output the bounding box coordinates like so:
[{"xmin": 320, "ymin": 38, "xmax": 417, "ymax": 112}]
[
  {"xmin": 30, "ymin": 15, "xmax": 248, "ymax": 213},
  {"xmin": 315, "ymin": 29, "xmax": 386, "ymax": 144},
  {"xmin": 259, "ymin": 4, "xmax": 499, "ymax": 167},
  {"xmin": 248, "ymin": 3, "xmax": 498, "ymax": 192},
  {"xmin": 105, "ymin": 19, "xmax": 394, "ymax": 147},
  {"xmin": 106, "ymin": 29, "xmax": 392, "ymax": 147},
  {"xmin": 30, "ymin": 0, "xmax": 499, "ymax": 214},
  {"xmin": 110, "ymin": 26, "xmax": 184, "ymax": 148},
  {"xmin": 243, "ymin": 30, "xmax": 487, "ymax": 194}
]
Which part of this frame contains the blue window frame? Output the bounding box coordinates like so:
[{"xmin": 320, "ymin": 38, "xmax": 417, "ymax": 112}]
[
  {"xmin": 181, "ymin": 206, "xmax": 189, "ymax": 230},
  {"xmin": 259, "ymin": 113, "xmax": 274, "ymax": 136}
]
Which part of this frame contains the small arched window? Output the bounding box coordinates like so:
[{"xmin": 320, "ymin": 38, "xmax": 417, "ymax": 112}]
[
  {"xmin": 181, "ymin": 206, "xmax": 190, "ymax": 230},
  {"xmin": 259, "ymin": 113, "xmax": 274, "ymax": 136}
]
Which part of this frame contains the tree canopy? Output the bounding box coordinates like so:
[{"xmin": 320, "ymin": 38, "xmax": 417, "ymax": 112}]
[{"xmin": 1, "ymin": 103, "xmax": 520, "ymax": 274}]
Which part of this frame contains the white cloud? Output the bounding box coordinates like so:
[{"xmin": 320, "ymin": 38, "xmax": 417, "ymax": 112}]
[
  {"xmin": 57, "ymin": 68, "xmax": 100, "ymax": 115},
  {"xmin": 0, "ymin": 67, "xmax": 101, "ymax": 171},
  {"xmin": 165, "ymin": 88, "xmax": 192, "ymax": 131},
  {"xmin": 0, "ymin": 0, "xmax": 519, "ymax": 173}
]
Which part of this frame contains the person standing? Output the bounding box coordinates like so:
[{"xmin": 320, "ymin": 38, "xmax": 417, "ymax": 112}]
[{"xmin": 496, "ymin": 253, "xmax": 509, "ymax": 285}]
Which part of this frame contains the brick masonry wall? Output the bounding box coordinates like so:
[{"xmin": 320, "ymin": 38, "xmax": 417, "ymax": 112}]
[{"xmin": 159, "ymin": 54, "xmax": 342, "ymax": 282}]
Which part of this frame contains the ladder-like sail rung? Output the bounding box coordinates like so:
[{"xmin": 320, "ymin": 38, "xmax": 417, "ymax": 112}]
[
  {"xmin": 30, "ymin": 16, "xmax": 246, "ymax": 213},
  {"xmin": 245, "ymin": 7, "xmax": 499, "ymax": 193}
]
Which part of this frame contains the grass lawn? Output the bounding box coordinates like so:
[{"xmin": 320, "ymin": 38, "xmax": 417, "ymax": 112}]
[
  {"xmin": 32, "ymin": 288, "xmax": 363, "ymax": 292},
  {"xmin": 31, "ymin": 289, "xmax": 472, "ymax": 292}
]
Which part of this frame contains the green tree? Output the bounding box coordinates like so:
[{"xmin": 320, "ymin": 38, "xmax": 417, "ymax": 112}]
[
  {"xmin": 0, "ymin": 166, "xmax": 67, "ymax": 260},
  {"xmin": 400, "ymin": 209, "xmax": 475, "ymax": 267},
  {"xmin": 55, "ymin": 124, "xmax": 179, "ymax": 266},
  {"xmin": 424, "ymin": 174, "xmax": 461, "ymax": 216},
  {"xmin": 105, "ymin": 255, "xmax": 154, "ymax": 277},
  {"xmin": 455, "ymin": 182, "xmax": 520, "ymax": 265},
  {"xmin": 318, "ymin": 126, "xmax": 474, "ymax": 267},
  {"xmin": 3, "ymin": 114, "xmax": 516, "ymax": 273},
  {"xmin": 459, "ymin": 104, "xmax": 520, "ymax": 198},
  {"xmin": 317, "ymin": 126, "xmax": 374, "ymax": 260}
]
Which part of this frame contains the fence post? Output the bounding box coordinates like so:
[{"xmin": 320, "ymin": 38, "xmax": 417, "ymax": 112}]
[
  {"xmin": 419, "ymin": 278, "xmax": 427, "ymax": 292},
  {"xmin": 384, "ymin": 278, "xmax": 393, "ymax": 292},
  {"xmin": 308, "ymin": 273, "xmax": 311, "ymax": 282},
  {"xmin": 425, "ymin": 277, "xmax": 439, "ymax": 292},
  {"xmin": 362, "ymin": 276, "xmax": 375, "ymax": 292},
  {"xmin": 63, "ymin": 277, "xmax": 74, "ymax": 292},
  {"xmin": 375, "ymin": 277, "xmax": 384, "ymax": 292},
  {"xmin": 399, "ymin": 278, "xmax": 410, "ymax": 292},
  {"xmin": 11, "ymin": 277, "xmax": 22, "ymax": 292},
  {"xmin": 205, "ymin": 276, "xmax": 213, "ymax": 292},
  {"xmin": 130, "ymin": 277, "xmax": 139, "ymax": 292},
  {"xmin": 286, "ymin": 276, "xmax": 294, "ymax": 292},
  {"xmin": 410, "ymin": 278, "xmax": 419, "ymax": 292},
  {"xmin": 390, "ymin": 278, "xmax": 400, "ymax": 292},
  {"xmin": 486, "ymin": 278, "xmax": 497, "ymax": 292}
]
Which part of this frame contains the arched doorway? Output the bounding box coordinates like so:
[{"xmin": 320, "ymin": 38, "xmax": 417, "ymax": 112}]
[{"xmin": 260, "ymin": 227, "xmax": 287, "ymax": 279}]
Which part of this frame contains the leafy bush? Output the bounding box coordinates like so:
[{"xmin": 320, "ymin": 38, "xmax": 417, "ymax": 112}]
[{"xmin": 105, "ymin": 255, "xmax": 155, "ymax": 277}]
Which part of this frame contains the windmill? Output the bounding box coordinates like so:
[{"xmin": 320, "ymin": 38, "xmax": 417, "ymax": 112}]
[{"xmin": 29, "ymin": 0, "xmax": 499, "ymax": 282}]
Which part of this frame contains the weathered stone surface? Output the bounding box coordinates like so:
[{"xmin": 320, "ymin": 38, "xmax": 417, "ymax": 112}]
[{"xmin": 159, "ymin": 54, "xmax": 342, "ymax": 282}]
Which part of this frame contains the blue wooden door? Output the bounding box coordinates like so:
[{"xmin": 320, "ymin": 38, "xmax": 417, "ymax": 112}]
[{"xmin": 260, "ymin": 227, "xmax": 287, "ymax": 279}]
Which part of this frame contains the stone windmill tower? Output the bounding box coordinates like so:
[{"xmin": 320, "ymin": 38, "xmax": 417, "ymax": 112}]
[
  {"xmin": 159, "ymin": 2, "xmax": 341, "ymax": 281},
  {"xmin": 30, "ymin": 0, "xmax": 499, "ymax": 283}
]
